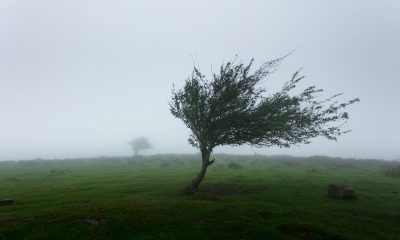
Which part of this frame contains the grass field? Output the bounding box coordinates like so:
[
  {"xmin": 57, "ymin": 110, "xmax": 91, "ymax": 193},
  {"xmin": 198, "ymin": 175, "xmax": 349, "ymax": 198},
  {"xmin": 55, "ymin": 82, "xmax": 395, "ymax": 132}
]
[{"xmin": 0, "ymin": 154, "xmax": 399, "ymax": 240}]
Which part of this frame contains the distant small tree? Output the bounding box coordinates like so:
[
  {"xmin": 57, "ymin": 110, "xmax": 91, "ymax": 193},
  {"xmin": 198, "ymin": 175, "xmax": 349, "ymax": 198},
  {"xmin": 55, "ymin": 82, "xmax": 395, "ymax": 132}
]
[
  {"xmin": 170, "ymin": 56, "xmax": 359, "ymax": 194},
  {"xmin": 128, "ymin": 137, "xmax": 152, "ymax": 156}
]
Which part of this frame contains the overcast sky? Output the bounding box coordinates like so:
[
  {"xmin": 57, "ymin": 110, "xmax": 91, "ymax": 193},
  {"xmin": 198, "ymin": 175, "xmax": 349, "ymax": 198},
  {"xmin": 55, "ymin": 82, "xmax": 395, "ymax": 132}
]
[{"xmin": 1, "ymin": 0, "xmax": 399, "ymax": 161}]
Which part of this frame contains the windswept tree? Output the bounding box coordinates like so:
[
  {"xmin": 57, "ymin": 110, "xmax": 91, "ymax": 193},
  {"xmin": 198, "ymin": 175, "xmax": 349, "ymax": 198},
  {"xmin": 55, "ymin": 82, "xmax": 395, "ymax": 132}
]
[
  {"xmin": 128, "ymin": 137, "xmax": 152, "ymax": 156},
  {"xmin": 170, "ymin": 56, "xmax": 359, "ymax": 194}
]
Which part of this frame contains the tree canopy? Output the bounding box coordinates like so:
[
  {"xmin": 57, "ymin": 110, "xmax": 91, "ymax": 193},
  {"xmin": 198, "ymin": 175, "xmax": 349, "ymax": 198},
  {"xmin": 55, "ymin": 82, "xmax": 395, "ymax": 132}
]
[
  {"xmin": 170, "ymin": 56, "xmax": 359, "ymax": 193},
  {"xmin": 171, "ymin": 57, "xmax": 358, "ymax": 150},
  {"xmin": 128, "ymin": 137, "xmax": 152, "ymax": 156}
]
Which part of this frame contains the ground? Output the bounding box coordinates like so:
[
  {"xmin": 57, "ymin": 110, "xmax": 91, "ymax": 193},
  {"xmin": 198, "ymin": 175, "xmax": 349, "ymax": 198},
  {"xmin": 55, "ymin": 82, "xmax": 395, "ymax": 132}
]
[{"xmin": 0, "ymin": 154, "xmax": 399, "ymax": 240}]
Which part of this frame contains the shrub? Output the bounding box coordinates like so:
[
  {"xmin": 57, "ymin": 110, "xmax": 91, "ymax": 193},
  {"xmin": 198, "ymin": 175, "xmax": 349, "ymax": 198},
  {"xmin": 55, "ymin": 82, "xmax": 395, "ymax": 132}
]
[
  {"xmin": 48, "ymin": 169, "xmax": 72, "ymax": 177},
  {"xmin": 227, "ymin": 162, "xmax": 243, "ymax": 169},
  {"xmin": 383, "ymin": 166, "xmax": 400, "ymax": 178},
  {"xmin": 160, "ymin": 161, "xmax": 170, "ymax": 168}
]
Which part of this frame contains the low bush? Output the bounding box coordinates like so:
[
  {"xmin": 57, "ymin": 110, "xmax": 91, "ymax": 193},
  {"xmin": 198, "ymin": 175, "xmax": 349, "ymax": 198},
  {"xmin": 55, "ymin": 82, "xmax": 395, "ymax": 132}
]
[
  {"xmin": 48, "ymin": 169, "xmax": 72, "ymax": 177},
  {"xmin": 383, "ymin": 166, "xmax": 400, "ymax": 178},
  {"xmin": 227, "ymin": 162, "xmax": 243, "ymax": 169}
]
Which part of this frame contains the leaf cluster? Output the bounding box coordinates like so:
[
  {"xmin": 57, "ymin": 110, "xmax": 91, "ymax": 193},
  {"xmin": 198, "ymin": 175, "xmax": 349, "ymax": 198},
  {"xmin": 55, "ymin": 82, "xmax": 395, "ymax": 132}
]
[{"xmin": 170, "ymin": 57, "xmax": 359, "ymax": 151}]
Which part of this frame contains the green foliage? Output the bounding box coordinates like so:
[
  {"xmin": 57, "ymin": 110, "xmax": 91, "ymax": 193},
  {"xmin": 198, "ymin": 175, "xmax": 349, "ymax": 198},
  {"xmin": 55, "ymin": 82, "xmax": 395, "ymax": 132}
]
[
  {"xmin": 384, "ymin": 165, "xmax": 400, "ymax": 178},
  {"xmin": 227, "ymin": 162, "xmax": 243, "ymax": 169},
  {"xmin": 170, "ymin": 56, "xmax": 359, "ymax": 150},
  {"xmin": 48, "ymin": 169, "xmax": 72, "ymax": 177}
]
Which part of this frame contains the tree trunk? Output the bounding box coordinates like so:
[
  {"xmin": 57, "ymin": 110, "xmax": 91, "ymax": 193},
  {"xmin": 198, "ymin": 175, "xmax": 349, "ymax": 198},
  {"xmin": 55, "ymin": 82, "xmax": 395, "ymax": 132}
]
[{"xmin": 183, "ymin": 149, "xmax": 214, "ymax": 195}]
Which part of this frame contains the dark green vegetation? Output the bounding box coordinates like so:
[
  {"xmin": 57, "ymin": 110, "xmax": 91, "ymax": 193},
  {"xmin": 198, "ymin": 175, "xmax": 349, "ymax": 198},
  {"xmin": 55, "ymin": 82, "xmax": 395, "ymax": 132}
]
[
  {"xmin": 170, "ymin": 57, "xmax": 359, "ymax": 192},
  {"xmin": 384, "ymin": 165, "xmax": 400, "ymax": 178},
  {"xmin": 1, "ymin": 155, "xmax": 399, "ymax": 240}
]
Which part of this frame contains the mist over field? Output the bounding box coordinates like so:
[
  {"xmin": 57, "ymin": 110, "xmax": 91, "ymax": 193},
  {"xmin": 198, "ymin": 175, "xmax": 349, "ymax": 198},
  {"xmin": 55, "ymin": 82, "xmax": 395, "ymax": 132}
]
[
  {"xmin": 2, "ymin": 2, "xmax": 400, "ymax": 239},
  {"xmin": 0, "ymin": 0, "xmax": 399, "ymax": 161}
]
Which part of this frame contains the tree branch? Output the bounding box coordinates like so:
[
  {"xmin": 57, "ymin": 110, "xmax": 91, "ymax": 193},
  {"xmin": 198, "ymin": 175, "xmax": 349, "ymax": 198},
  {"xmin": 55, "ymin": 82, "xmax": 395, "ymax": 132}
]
[{"xmin": 207, "ymin": 159, "xmax": 215, "ymax": 166}]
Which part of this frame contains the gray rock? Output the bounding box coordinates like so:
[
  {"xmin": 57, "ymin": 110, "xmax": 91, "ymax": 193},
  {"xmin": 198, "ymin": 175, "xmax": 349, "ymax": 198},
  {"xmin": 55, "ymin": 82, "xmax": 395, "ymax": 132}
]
[
  {"xmin": 84, "ymin": 219, "xmax": 100, "ymax": 225},
  {"xmin": 328, "ymin": 184, "xmax": 355, "ymax": 199},
  {"xmin": 0, "ymin": 199, "xmax": 15, "ymax": 206}
]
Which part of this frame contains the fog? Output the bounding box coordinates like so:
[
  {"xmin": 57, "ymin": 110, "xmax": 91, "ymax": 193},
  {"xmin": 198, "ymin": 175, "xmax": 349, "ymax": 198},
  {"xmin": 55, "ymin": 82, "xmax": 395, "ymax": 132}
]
[{"xmin": 0, "ymin": 0, "xmax": 399, "ymax": 161}]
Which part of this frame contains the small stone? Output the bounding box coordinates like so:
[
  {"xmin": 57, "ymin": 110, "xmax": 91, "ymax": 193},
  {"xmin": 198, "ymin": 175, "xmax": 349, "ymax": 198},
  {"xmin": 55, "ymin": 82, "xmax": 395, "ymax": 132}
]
[
  {"xmin": 0, "ymin": 199, "xmax": 15, "ymax": 206},
  {"xmin": 328, "ymin": 184, "xmax": 355, "ymax": 199},
  {"xmin": 84, "ymin": 219, "xmax": 100, "ymax": 225}
]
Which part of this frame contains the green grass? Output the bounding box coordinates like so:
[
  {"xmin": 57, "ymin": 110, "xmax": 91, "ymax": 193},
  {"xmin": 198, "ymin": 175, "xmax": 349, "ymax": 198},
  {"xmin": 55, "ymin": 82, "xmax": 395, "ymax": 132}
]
[{"xmin": 1, "ymin": 154, "xmax": 399, "ymax": 240}]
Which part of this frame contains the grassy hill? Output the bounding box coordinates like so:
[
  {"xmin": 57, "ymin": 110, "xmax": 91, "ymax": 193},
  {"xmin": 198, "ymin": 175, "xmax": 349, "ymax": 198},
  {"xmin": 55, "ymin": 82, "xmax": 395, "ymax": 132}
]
[{"xmin": 1, "ymin": 154, "xmax": 399, "ymax": 239}]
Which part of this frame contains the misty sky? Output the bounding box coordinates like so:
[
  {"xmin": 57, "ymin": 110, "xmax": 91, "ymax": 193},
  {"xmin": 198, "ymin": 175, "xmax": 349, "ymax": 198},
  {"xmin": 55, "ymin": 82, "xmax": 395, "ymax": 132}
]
[{"xmin": 1, "ymin": 1, "xmax": 399, "ymax": 161}]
